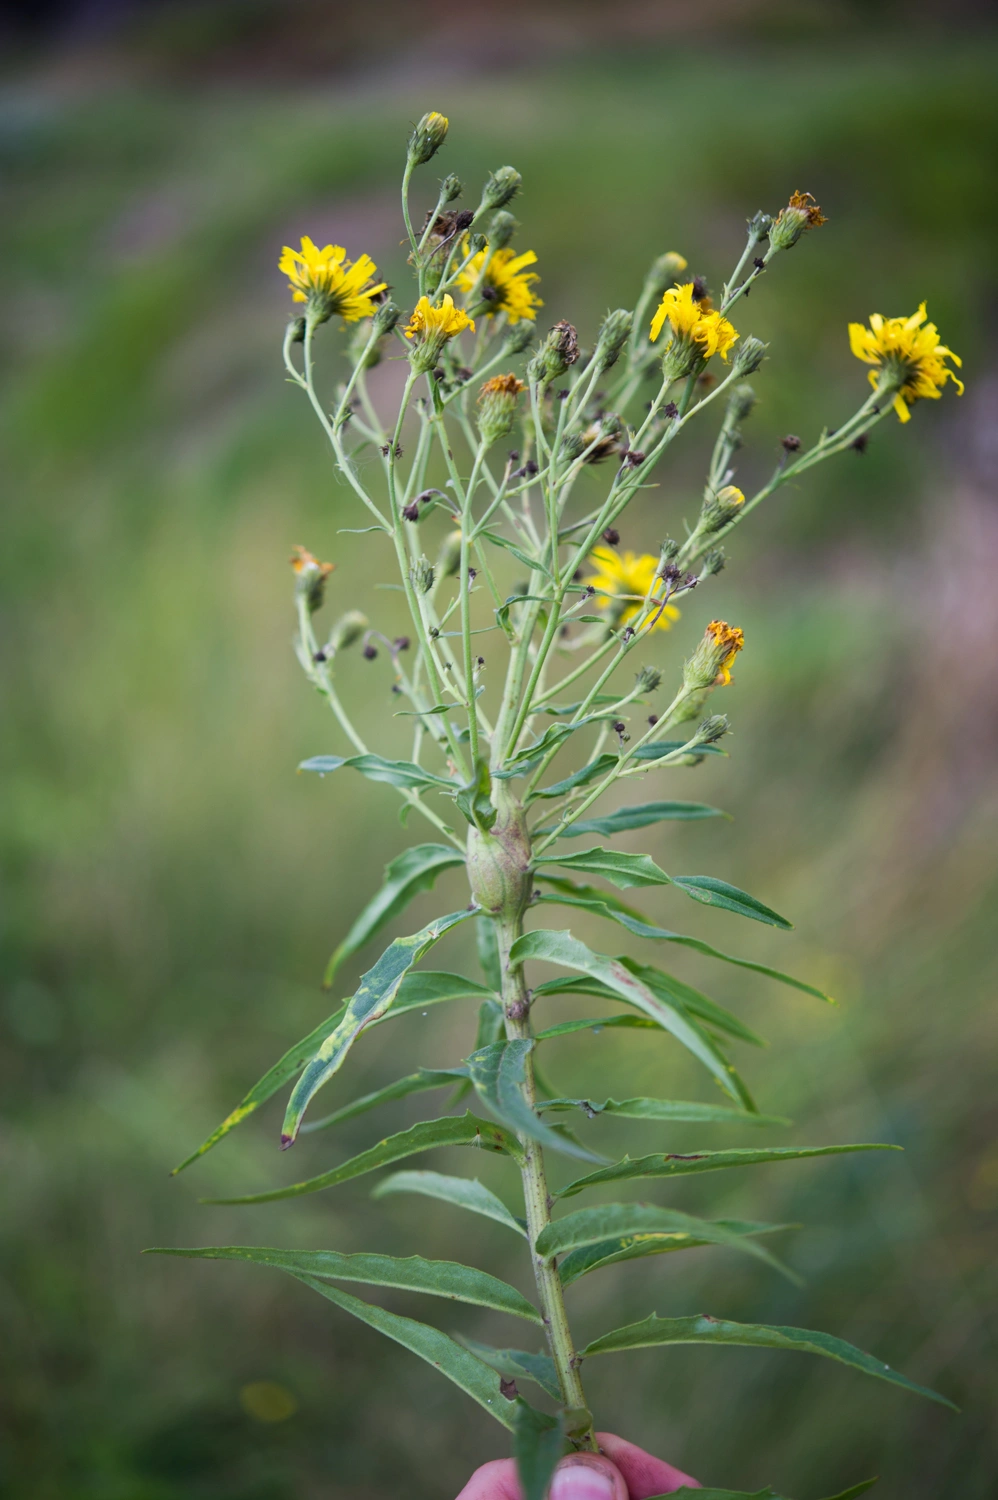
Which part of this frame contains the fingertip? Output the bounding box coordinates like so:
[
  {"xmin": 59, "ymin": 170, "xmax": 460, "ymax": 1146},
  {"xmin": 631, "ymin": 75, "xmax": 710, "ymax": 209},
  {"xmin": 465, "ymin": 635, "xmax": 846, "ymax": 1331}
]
[
  {"xmin": 594, "ymin": 1432, "xmax": 701, "ymax": 1495},
  {"xmin": 550, "ymin": 1452, "xmax": 628, "ymax": 1500}
]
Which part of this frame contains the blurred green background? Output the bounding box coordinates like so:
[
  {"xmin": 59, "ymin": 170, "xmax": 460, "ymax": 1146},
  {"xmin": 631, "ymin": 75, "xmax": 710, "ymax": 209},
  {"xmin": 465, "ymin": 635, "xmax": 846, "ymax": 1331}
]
[{"xmin": 2, "ymin": 2, "xmax": 997, "ymax": 1497}]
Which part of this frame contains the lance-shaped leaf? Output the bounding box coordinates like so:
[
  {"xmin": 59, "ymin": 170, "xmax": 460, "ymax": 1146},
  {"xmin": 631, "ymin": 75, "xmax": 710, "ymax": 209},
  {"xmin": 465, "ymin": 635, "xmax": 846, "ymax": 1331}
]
[
  {"xmin": 299, "ymin": 753, "xmax": 455, "ymax": 792},
  {"xmin": 557, "ymin": 1143, "xmax": 899, "ymax": 1199},
  {"xmin": 282, "ymin": 909, "xmax": 474, "ymax": 1145},
  {"xmin": 550, "ymin": 801, "xmax": 728, "ymax": 837},
  {"xmin": 558, "ymin": 1218, "xmax": 795, "ymax": 1287},
  {"xmin": 300, "ymin": 1067, "xmax": 467, "ymax": 1135},
  {"xmin": 669, "ymin": 1482, "xmax": 878, "ymax": 1500},
  {"xmin": 448, "ymin": 997, "xmax": 505, "ymax": 1108},
  {"xmin": 533, "ymin": 969, "xmax": 765, "ymax": 1049},
  {"xmin": 172, "ymin": 974, "xmax": 495, "ymax": 1175},
  {"xmin": 289, "ymin": 1275, "xmax": 519, "ymax": 1428},
  {"xmin": 513, "ymin": 1399, "xmax": 566, "ymax": 1500},
  {"xmin": 148, "ymin": 1244, "xmax": 540, "ymax": 1322},
  {"xmin": 373, "ymin": 1170, "xmax": 527, "ymax": 1238},
  {"xmin": 536, "ymin": 878, "xmax": 832, "ymax": 1002},
  {"xmin": 670, "ymin": 875, "xmax": 792, "ymax": 928},
  {"xmin": 535, "ymin": 1203, "xmax": 793, "ymax": 1279},
  {"xmin": 323, "ymin": 843, "xmax": 466, "ymax": 985},
  {"xmin": 530, "ymin": 754, "xmax": 618, "ymax": 801},
  {"xmin": 457, "ymin": 1336, "xmax": 561, "ymax": 1401},
  {"xmin": 493, "ymin": 716, "xmax": 618, "ymax": 781},
  {"xmin": 632, "ymin": 739, "xmax": 726, "ymax": 762},
  {"xmin": 466, "ymin": 1038, "xmax": 607, "ymax": 1164},
  {"xmin": 510, "ymin": 929, "xmax": 754, "ymax": 1110},
  {"xmin": 455, "ymin": 756, "xmax": 498, "ymax": 832},
  {"xmin": 535, "ymin": 1015, "xmax": 659, "ymax": 1041},
  {"xmin": 538, "ymin": 1097, "xmax": 789, "ymax": 1127},
  {"xmin": 535, "ymin": 846, "xmax": 672, "ymax": 889},
  {"xmin": 581, "ymin": 1312, "xmax": 955, "ymax": 1408},
  {"xmin": 205, "ymin": 1111, "xmax": 522, "ymax": 1205}
]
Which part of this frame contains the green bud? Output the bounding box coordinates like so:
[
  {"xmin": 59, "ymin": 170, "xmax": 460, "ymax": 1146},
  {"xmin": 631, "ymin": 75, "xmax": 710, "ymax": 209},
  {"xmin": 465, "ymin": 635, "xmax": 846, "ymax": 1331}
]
[
  {"xmin": 440, "ymin": 172, "xmax": 463, "ymax": 204},
  {"xmin": 593, "ymin": 309, "xmax": 633, "ymax": 372},
  {"xmin": 732, "ymin": 336, "xmax": 767, "ymax": 377},
  {"xmin": 746, "ymin": 211, "xmax": 772, "ymax": 244},
  {"xmin": 699, "ymin": 548, "xmax": 726, "ymax": 578},
  {"xmin": 372, "ymin": 299, "xmax": 402, "ymax": 337},
  {"xmin": 728, "ymin": 383, "xmax": 757, "ymax": 423},
  {"xmin": 504, "ymin": 320, "xmax": 535, "ymax": 354},
  {"xmin": 644, "ymin": 251, "xmax": 690, "ymax": 298},
  {"xmin": 635, "ymin": 664, "xmax": 663, "ymax": 693},
  {"xmin": 769, "ymin": 190, "xmax": 827, "ymax": 251},
  {"xmin": 562, "ymin": 413, "xmax": 624, "ymax": 465},
  {"xmin": 488, "ymin": 211, "xmax": 517, "ymax": 249},
  {"xmin": 410, "ymin": 556, "xmax": 435, "ymax": 594},
  {"xmin": 660, "ymin": 538, "xmax": 680, "ymax": 562},
  {"xmin": 437, "ymin": 529, "xmax": 464, "ymax": 579},
  {"xmin": 408, "ymin": 111, "xmax": 449, "ymax": 166},
  {"xmin": 527, "ymin": 320, "xmax": 580, "ymax": 383},
  {"xmin": 287, "ymin": 315, "xmax": 306, "ymax": 345},
  {"xmin": 468, "ymin": 232, "xmax": 488, "ymax": 255},
  {"xmin": 481, "ymin": 166, "xmax": 522, "ymax": 211},
  {"xmin": 696, "ymin": 713, "xmax": 729, "ymax": 744},
  {"xmin": 477, "ymin": 374, "xmax": 525, "ymax": 448},
  {"xmin": 328, "ymin": 609, "xmax": 368, "ymax": 651},
  {"xmin": 699, "ymin": 484, "xmax": 746, "ymax": 534},
  {"xmin": 290, "ymin": 546, "xmax": 334, "ymax": 614}
]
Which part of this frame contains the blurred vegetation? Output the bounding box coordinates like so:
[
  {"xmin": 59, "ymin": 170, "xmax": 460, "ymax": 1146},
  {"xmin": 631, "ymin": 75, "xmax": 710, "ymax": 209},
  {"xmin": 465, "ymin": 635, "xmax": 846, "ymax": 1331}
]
[{"xmin": 2, "ymin": 6, "xmax": 997, "ymax": 1498}]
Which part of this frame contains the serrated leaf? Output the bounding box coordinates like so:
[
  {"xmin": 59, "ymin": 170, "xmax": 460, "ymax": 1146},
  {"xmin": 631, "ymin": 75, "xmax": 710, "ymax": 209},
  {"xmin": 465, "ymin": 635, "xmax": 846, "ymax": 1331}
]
[
  {"xmin": 172, "ymin": 971, "xmax": 493, "ymax": 1174},
  {"xmin": 300, "ymin": 1067, "xmax": 467, "ymax": 1135},
  {"xmin": 556, "ymin": 1143, "xmax": 900, "ymax": 1199},
  {"xmin": 535, "ymin": 1203, "xmax": 793, "ymax": 1280},
  {"xmin": 457, "ymin": 1336, "xmax": 561, "ymax": 1401},
  {"xmin": 513, "ymin": 1399, "xmax": 565, "ymax": 1500},
  {"xmin": 323, "ymin": 844, "xmax": 465, "ymax": 986},
  {"xmin": 510, "ymin": 929, "xmax": 754, "ymax": 1109},
  {"xmin": 671, "ymin": 875, "xmax": 792, "ymax": 929},
  {"xmin": 558, "ymin": 1217, "xmax": 794, "ymax": 1286},
  {"xmin": 581, "ymin": 1312, "xmax": 955, "ymax": 1408},
  {"xmin": 204, "ymin": 1111, "xmax": 522, "ymax": 1205},
  {"xmin": 466, "ymin": 1038, "xmax": 606, "ymax": 1163},
  {"xmin": 148, "ymin": 1244, "xmax": 540, "ymax": 1322},
  {"xmin": 299, "ymin": 753, "xmax": 455, "ymax": 792},
  {"xmin": 538, "ymin": 1097, "xmax": 789, "ymax": 1127},
  {"xmin": 372, "ymin": 1170, "xmax": 527, "ymax": 1238},
  {"xmin": 551, "ymin": 801, "xmax": 728, "ymax": 837},
  {"xmin": 535, "ymin": 846, "xmax": 672, "ymax": 889},
  {"xmin": 535, "ymin": 878, "xmax": 832, "ymax": 1002},
  {"xmin": 282, "ymin": 909, "xmax": 475, "ymax": 1144}
]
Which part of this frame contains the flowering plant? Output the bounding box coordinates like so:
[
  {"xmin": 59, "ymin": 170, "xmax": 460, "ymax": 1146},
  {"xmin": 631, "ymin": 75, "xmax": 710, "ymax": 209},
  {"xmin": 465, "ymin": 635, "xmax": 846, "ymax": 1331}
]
[{"xmin": 156, "ymin": 112, "xmax": 960, "ymax": 1498}]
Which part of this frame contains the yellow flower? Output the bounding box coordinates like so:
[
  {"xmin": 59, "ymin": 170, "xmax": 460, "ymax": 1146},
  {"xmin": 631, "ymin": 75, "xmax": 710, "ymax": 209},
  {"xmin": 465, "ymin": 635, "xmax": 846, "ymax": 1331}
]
[
  {"xmin": 456, "ymin": 242, "xmax": 542, "ymax": 324},
  {"xmin": 649, "ymin": 283, "xmax": 739, "ymax": 364},
  {"xmin": 404, "ymin": 294, "xmax": 475, "ymax": 342},
  {"xmin": 290, "ymin": 545, "xmax": 334, "ymax": 613},
  {"xmin": 705, "ymin": 619, "xmax": 744, "ymax": 685},
  {"xmin": 848, "ymin": 303, "xmax": 964, "ymax": 423},
  {"xmin": 278, "ymin": 237, "xmax": 386, "ymax": 321},
  {"xmin": 584, "ymin": 548, "xmax": 680, "ymax": 631}
]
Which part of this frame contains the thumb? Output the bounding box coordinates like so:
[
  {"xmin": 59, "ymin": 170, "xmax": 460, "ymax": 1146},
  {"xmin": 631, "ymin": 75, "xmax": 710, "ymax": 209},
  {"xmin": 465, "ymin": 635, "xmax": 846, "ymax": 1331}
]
[{"xmin": 549, "ymin": 1452, "xmax": 629, "ymax": 1500}]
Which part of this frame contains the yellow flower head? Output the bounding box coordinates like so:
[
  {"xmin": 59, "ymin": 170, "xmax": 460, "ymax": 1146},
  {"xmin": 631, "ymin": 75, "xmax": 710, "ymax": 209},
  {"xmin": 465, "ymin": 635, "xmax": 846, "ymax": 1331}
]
[
  {"xmin": 404, "ymin": 293, "xmax": 475, "ymax": 342},
  {"xmin": 848, "ymin": 303, "xmax": 964, "ymax": 423},
  {"xmin": 456, "ymin": 242, "xmax": 542, "ymax": 324},
  {"xmin": 584, "ymin": 548, "xmax": 680, "ymax": 632},
  {"xmin": 290, "ymin": 545, "xmax": 334, "ymax": 614},
  {"xmin": 706, "ymin": 618, "xmax": 744, "ymax": 685},
  {"xmin": 278, "ymin": 237, "xmax": 387, "ymax": 322},
  {"xmin": 649, "ymin": 283, "xmax": 739, "ymax": 363}
]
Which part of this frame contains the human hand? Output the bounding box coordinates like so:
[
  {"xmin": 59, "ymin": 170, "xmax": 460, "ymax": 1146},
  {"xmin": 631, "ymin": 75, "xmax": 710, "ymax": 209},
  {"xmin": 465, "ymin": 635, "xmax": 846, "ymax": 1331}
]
[{"xmin": 455, "ymin": 1430, "xmax": 700, "ymax": 1499}]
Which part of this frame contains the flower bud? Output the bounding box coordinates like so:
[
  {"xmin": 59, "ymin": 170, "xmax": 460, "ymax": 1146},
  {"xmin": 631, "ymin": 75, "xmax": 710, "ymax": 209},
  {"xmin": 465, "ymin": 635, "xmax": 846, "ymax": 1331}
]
[
  {"xmin": 728, "ymin": 383, "xmax": 757, "ymax": 423},
  {"xmin": 644, "ymin": 251, "xmax": 689, "ymax": 298},
  {"xmin": 696, "ymin": 713, "xmax": 729, "ymax": 744},
  {"xmin": 287, "ymin": 315, "xmax": 306, "ymax": 344},
  {"xmin": 488, "ymin": 211, "xmax": 517, "ymax": 249},
  {"xmin": 481, "ymin": 166, "xmax": 521, "ymax": 211},
  {"xmin": 660, "ymin": 538, "xmax": 680, "ymax": 562},
  {"xmin": 477, "ymin": 373, "xmax": 525, "ymax": 448},
  {"xmin": 290, "ymin": 545, "xmax": 334, "ymax": 614},
  {"xmin": 593, "ymin": 309, "xmax": 633, "ymax": 372},
  {"xmin": 504, "ymin": 320, "xmax": 535, "ymax": 354},
  {"xmin": 732, "ymin": 336, "xmax": 767, "ymax": 377},
  {"xmin": 769, "ymin": 190, "xmax": 827, "ymax": 251},
  {"xmin": 698, "ymin": 485, "xmax": 745, "ymax": 534},
  {"xmin": 746, "ymin": 211, "xmax": 772, "ymax": 244},
  {"xmin": 683, "ymin": 619, "xmax": 745, "ymax": 691},
  {"xmin": 562, "ymin": 413, "xmax": 624, "ymax": 464},
  {"xmin": 635, "ymin": 664, "xmax": 663, "ymax": 693},
  {"xmin": 373, "ymin": 299, "xmax": 402, "ymax": 336},
  {"xmin": 440, "ymin": 172, "xmax": 463, "ymax": 204},
  {"xmin": 699, "ymin": 548, "xmax": 726, "ymax": 578},
  {"xmin": 527, "ymin": 320, "xmax": 580, "ymax": 383},
  {"xmin": 408, "ymin": 111, "xmax": 449, "ymax": 167},
  {"xmin": 437, "ymin": 529, "xmax": 463, "ymax": 579},
  {"xmin": 410, "ymin": 556, "xmax": 435, "ymax": 594},
  {"xmin": 328, "ymin": 609, "xmax": 368, "ymax": 651}
]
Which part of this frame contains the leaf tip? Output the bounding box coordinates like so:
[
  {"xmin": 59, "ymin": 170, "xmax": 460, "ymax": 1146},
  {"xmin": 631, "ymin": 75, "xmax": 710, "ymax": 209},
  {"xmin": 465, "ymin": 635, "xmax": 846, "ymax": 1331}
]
[{"xmin": 279, "ymin": 1133, "xmax": 295, "ymax": 1150}]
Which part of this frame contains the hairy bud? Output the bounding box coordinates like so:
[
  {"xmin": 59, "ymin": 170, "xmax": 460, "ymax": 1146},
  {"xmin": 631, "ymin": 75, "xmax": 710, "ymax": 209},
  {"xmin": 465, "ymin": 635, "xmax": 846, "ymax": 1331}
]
[
  {"xmin": 504, "ymin": 320, "xmax": 536, "ymax": 354},
  {"xmin": 732, "ymin": 336, "xmax": 768, "ymax": 377},
  {"xmin": 372, "ymin": 299, "xmax": 402, "ymax": 337},
  {"xmin": 481, "ymin": 166, "xmax": 522, "ymax": 211},
  {"xmin": 746, "ymin": 210, "xmax": 772, "ymax": 244},
  {"xmin": 699, "ymin": 484, "xmax": 745, "ymax": 534},
  {"xmin": 408, "ymin": 111, "xmax": 449, "ymax": 166},
  {"xmin": 488, "ymin": 211, "xmax": 517, "ymax": 249},
  {"xmin": 477, "ymin": 374, "xmax": 525, "ymax": 447},
  {"xmin": 684, "ymin": 619, "xmax": 745, "ymax": 691},
  {"xmin": 699, "ymin": 548, "xmax": 727, "ymax": 578},
  {"xmin": 410, "ymin": 556, "xmax": 435, "ymax": 594},
  {"xmin": 527, "ymin": 320, "xmax": 580, "ymax": 383},
  {"xmin": 635, "ymin": 664, "xmax": 663, "ymax": 693},
  {"xmin": 770, "ymin": 190, "xmax": 827, "ymax": 251},
  {"xmin": 437, "ymin": 529, "xmax": 464, "ymax": 579},
  {"xmin": 328, "ymin": 610, "xmax": 368, "ymax": 651},
  {"xmin": 728, "ymin": 383, "xmax": 758, "ymax": 423},
  {"xmin": 644, "ymin": 251, "xmax": 689, "ymax": 299},
  {"xmin": 593, "ymin": 309, "xmax": 633, "ymax": 372},
  {"xmin": 440, "ymin": 172, "xmax": 463, "ymax": 204}
]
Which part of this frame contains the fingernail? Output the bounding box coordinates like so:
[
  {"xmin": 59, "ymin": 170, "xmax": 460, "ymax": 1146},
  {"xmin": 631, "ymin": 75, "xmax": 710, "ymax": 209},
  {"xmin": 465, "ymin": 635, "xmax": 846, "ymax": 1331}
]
[{"xmin": 550, "ymin": 1462, "xmax": 617, "ymax": 1500}]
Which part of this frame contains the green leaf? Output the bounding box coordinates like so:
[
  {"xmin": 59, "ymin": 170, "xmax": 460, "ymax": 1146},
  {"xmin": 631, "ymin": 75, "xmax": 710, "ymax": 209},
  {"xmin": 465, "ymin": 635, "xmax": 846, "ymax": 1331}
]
[
  {"xmin": 534, "ymin": 1014, "xmax": 659, "ymax": 1041},
  {"xmin": 513, "ymin": 1400, "xmax": 565, "ymax": 1500},
  {"xmin": 632, "ymin": 739, "xmax": 726, "ymax": 762},
  {"xmin": 581, "ymin": 1312, "xmax": 955, "ymax": 1408},
  {"xmin": 530, "ymin": 754, "xmax": 619, "ymax": 801},
  {"xmin": 536, "ymin": 878, "xmax": 832, "ymax": 1002},
  {"xmin": 205, "ymin": 1111, "xmax": 522, "ymax": 1205},
  {"xmin": 671, "ymin": 875, "xmax": 793, "ymax": 929},
  {"xmin": 454, "ymin": 756, "xmax": 498, "ymax": 832},
  {"xmin": 494, "ymin": 718, "xmax": 617, "ymax": 782},
  {"xmin": 669, "ymin": 1484, "xmax": 878, "ymax": 1500},
  {"xmin": 148, "ymin": 1244, "xmax": 540, "ymax": 1322},
  {"xmin": 534, "ymin": 846, "xmax": 672, "ymax": 889},
  {"xmin": 171, "ymin": 971, "xmax": 491, "ymax": 1175},
  {"xmin": 535, "ymin": 1203, "xmax": 793, "ymax": 1279},
  {"xmin": 323, "ymin": 844, "xmax": 465, "ymax": 986},
  {"xmin": 300, "ymin": 1067, "xmax": 467, "ymax": 1135},
  {"xmin": 557, "ymin": 1143, "xmax": 900, "ymax": 1199},
  {"xmin": 558, "ymin": 1218, "xmax": 794, "ymax": 1287},
  {"xmin": 477, "ymin": 920, "xmax": 503, "ymax": 991},
  {"xmin": 510, "ymin": 929, "xmax": 754, "ymax": 1109},
  {"xmin": 299, "ymin": 753, "xmax": 455, "ymax": 792},
  {"xmin": 372, "ymin": 1169, "xmax": 527, "ymax": 1238},
  {"xmin": 457, "ymin": 1336, "xmax": 561, "ymax": 1401},
  {"xmin": 282, "ymin": 909, "xmax": 475, "ymax": 1144},
  {"xmin": 288, "ymin": 1276, "xmax": 519, "ymax": 1427},
  {"xmin": 466, "ymin": 1039, "xmax": 607, "ymax": 1163},
  {"xmin": 532, "ymin": 968, "xmax": 767, "ymax": 1049},
  {"xmin": 449, "ymin": 998, "xmax": 505, "ymax": 1108},
  {"xmin": 552, "ymin": 801, "xmax": 728, "ymax": 837},
  {"xmin": 479, "ymin": 528, "xmax": 553, "ymax": 579},
  {"xmin": 538, "ymin": 1097, "xmax": 789, "ymax": 1127}
]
